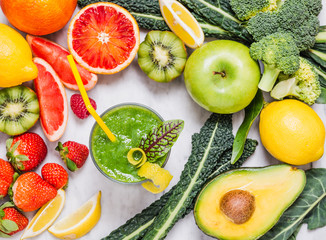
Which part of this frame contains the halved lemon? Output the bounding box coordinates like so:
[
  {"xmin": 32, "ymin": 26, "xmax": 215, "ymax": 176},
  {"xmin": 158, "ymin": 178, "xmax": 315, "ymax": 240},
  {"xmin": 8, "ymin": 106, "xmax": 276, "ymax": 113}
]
[
  {"xmin": 20, "ymin": 189, "xmax": 65, "ymax": 240},
  {"xmin": 48, "ymin": 191, "xmax": 101, "ymax": 239},
  {"xmin": 159, "ymin": 0, "xmax": 204, "ymax": 48}
]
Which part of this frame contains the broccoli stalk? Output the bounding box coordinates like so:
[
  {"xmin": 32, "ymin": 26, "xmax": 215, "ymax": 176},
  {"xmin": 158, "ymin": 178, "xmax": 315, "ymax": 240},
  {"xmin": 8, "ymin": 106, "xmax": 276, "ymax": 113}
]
[
  {"xmin": 250, "ymin": 32, "xmax": 300, "ymax": 92},
  {"xmin": 259, "ymin": 64, "xmax": 281, "ymax": 92},
  {"xmin": 270, "ymin": 58, "xmax": 321, "ymax": 105}
]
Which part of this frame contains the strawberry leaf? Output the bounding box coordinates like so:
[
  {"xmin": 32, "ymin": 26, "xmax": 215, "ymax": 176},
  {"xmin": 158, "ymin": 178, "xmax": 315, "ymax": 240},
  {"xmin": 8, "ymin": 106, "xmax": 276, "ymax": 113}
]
[
  {"xmin": 1, "ymin": 219, "xmax": 18, "ymax": 232},
  {"xmin": 0, "ymin": 230, "xmax": 11, "ymax": 237},
  {"xmin": 66, "ymin": 158, "xmax": 78, "ymax": 172},
  {"xmin": 16, "ymin": 155, "xmax": 29, "ymax": 161},
  {"xmin": 5, "ymin": 138, "xmax": 13, "ymax": 152},
  {"xmin": 0, "ymin": 202, "xmax": 15, "ymax": 211},
  {"xmin": 9, "ymin": 140, "xmax": 20, "ymax": 153},
  {"xmin": 139, "ymin": 120, "xmax": 184, "ymax": 162}
]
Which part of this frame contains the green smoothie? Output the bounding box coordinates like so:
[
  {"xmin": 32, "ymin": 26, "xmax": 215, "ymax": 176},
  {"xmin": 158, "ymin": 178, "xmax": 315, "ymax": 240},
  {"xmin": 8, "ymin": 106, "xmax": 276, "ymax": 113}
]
[{"xmin": 90, "ymin": 104, "xmax": 167, "ymax": 183}]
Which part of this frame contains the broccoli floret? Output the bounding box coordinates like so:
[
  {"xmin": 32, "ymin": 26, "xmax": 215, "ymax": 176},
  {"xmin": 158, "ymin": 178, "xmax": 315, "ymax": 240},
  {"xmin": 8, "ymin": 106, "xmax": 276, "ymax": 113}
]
[
  {"xmin": 270, "ymin": 58, "xmax": 321, "ymax": 105},
  {"xmin": 303, "ymin": 0, "xmax": 323, "ymax": 16},
  {"xmin": 250, "ymin": 32, "xmax": 300, "ymax": 92},
  {"xmin": 230, "ymin": 0, "xmax": 278, "ymax": 21},
  {"xmin": 247, "ymin": 0, "xmax": 320, "ymax": 51}
]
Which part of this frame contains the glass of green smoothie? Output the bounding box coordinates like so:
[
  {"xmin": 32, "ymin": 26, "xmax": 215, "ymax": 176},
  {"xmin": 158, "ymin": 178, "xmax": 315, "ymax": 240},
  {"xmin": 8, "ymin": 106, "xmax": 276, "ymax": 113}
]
[{"xmin": 90, "ymin": 103, "xmax": 170, "ymax": 184}]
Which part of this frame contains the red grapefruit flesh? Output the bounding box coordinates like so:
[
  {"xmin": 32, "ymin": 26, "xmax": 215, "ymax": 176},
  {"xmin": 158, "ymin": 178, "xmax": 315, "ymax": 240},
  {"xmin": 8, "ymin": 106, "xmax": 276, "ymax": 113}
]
[
  {"xmin": 27, "ymin": 35, "xmax": 97, "ymax": 91},
  {"xmin": 68, "ymin": 3, "xmax": 140, "ymax": 74},
  {"xmin": 33, "ymin": 57, "xmax": 68, "ymax": 142}
]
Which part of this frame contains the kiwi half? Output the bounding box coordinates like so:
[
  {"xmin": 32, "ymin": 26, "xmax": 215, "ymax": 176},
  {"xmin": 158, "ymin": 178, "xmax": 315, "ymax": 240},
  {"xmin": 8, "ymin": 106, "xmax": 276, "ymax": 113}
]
[
  {"xmin": 138, "ymin": 31, "xmax": 187, "ymax": 82},
  {"xmin": 0, "ymin": 86, "xmax": 39, "ymax": 135}
]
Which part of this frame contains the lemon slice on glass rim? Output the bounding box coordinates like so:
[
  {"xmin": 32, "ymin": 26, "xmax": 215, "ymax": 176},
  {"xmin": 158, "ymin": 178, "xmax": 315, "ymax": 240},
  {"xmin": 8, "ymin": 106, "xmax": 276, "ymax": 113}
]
[
  {"xmin": 48, "ymin": 191, "xmax": 101, "ymax": 240},
  {"xmin": 159, "ymin": 0, "xmax": 204, "ymax": 48},
  {"xmin": 20, "ymin": 189, "xmax": 65, "ymax": 240}
]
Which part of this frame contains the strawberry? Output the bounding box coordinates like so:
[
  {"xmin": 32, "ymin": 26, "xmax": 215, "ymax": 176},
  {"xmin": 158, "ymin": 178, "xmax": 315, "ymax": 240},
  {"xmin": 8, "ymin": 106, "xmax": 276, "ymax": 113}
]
[
  {"xmin": 41, "ymin": 163, "xmax": 69, "ymax": 190},
  {"xmin": 12, "ymin": 172, "xmax": 57, "ymax": 212},
  {"xmin": 6, "ymin": 132, "xmax": 48, "ymax": 172},
  {"xmin": 0, "ymin": 159, "xmax": 15, "ymax": 199},
  {"xmin": 0, "ymin": 202, "xmax": 28, "ymax": 237},
  {"xmin": 56, "ymin": 141, "xmax": 89, "ymax": 172},
  {"xmin": 70, "ymin": 93, "xmax": 97, "ymax": 119}
]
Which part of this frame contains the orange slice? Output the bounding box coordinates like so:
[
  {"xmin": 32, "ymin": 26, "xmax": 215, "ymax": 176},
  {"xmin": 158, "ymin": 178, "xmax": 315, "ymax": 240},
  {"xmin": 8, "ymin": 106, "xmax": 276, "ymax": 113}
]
[
  {"xmin": 27, "ymin": 35, "xmax": 97, "ymax": 91},
  {"xmin": 159, "ymin": 0, "xmax": 204, "ymax": 48},
  {"xmin": 33, "ymin": 58, "xmax": 68, "ymax": 142},
  {"xmin": 67, "ymin": 3, "xmax": 140, "ymax": 74}
]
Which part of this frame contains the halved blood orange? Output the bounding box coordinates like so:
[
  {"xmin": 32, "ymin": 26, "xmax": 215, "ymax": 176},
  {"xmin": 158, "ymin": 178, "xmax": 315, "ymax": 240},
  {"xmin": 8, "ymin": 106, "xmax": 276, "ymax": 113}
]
[
  {"xmin": 33, "ymin": 57, "xmax": 68, "ymax": 142},
  {"xmin": 67, "ymin": 3, "xmax": 140, "ymax": 75},
  {"xmin": 27, "ymin": 35, "xmax": 97, "ymax": 91}
]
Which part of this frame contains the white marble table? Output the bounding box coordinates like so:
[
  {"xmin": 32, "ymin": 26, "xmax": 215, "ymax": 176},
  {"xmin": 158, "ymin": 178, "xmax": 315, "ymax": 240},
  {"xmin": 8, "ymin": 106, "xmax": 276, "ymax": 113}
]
[{"xmin": 1, "ymin": 2, "xmax": 326, "ymax": 240}]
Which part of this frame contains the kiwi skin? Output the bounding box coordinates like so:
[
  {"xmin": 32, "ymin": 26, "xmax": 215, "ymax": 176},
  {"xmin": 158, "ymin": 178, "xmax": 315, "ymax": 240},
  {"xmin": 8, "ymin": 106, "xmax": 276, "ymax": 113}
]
[
  {"xmin": 0, "ymin": 86, "xmax": 40, "ymax": 136},
  {"xmin": 138, "ymin": 31, "xmax": 188, "ymax": 83}
]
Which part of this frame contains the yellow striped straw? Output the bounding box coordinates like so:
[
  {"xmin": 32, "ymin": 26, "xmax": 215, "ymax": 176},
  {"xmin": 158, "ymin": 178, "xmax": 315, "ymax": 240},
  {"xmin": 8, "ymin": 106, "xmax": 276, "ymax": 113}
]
[{"xmin": 67, "ymin": 55, "xmax": 117, "ymax": 142}]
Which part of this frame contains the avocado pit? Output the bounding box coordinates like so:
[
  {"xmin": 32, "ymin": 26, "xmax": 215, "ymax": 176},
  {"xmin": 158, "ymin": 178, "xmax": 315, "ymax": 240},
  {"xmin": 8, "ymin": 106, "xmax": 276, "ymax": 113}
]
[{"xmin": 220, "ymin": 189, "xmax": 255, "ymax": 224}]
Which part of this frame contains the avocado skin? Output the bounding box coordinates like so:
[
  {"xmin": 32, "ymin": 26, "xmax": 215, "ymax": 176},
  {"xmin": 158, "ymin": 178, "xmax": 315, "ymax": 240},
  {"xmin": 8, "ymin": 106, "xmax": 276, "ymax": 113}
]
[{"xmin": 194, "ymin": 164, "xmax": 306, "ymax": 240}]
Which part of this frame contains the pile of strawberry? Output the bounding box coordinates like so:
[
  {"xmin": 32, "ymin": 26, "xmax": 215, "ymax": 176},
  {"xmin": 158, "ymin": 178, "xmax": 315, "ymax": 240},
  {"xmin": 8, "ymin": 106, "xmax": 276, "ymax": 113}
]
[{"xmin": 0, "ymin": 132, "xmax": 89, "ymax": 237}]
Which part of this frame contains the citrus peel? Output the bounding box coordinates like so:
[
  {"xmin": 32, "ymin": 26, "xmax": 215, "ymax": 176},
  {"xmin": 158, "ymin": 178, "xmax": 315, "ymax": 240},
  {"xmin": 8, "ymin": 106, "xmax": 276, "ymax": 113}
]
[
  {"xmin": 67, "ymin": 55, "xmax": 116, "ymax": 142},
  {"xmin": 20, "ymin": 189, "xmax": 65, "ymax": 240},
  {"xmin": 127, "ymin": 148, "xmax": 147, "ymax": 168},
  {"xmin": 159, "ymin": 0, "xmax": 204, "ymax": 48},
  {"xmin": 48, "ymin": 191, "xmax": 101, "ymax": 239},
  {"xmin": 138, "ymin": 162, "xmax": 173, "ymax": 194}
]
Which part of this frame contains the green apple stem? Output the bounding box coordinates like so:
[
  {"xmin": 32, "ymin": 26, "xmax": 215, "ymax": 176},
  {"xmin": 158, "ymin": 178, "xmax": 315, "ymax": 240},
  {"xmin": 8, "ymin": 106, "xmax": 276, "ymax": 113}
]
[{"xmin": 213, "ymin": 71, "xmax": 226, "ymax": 78}]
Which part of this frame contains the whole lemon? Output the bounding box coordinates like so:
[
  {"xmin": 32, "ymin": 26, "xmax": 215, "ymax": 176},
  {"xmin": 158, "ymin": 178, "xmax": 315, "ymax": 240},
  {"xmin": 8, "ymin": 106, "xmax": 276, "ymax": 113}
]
[
  {"xmin": 0, "ymin": 24, "xmax": 38, "ymax": 87},
  {"xmin": 260, "ymin": 99, "xmax": 325, "ymax": 165}
]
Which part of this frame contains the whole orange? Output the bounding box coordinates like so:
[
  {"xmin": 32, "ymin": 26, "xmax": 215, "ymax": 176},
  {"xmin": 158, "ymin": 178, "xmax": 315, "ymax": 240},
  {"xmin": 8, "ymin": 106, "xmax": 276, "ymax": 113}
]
[{"xmin": 0, "ymin": 0, "xmax": 77, "ymax": 35}]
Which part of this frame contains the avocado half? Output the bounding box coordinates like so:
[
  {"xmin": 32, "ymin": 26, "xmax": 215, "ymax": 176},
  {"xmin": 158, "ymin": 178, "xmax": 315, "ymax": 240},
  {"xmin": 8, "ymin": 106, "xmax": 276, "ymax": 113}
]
[{"xmin": 194, "ymin": 165, "xmax": 306, "ymax": 240}]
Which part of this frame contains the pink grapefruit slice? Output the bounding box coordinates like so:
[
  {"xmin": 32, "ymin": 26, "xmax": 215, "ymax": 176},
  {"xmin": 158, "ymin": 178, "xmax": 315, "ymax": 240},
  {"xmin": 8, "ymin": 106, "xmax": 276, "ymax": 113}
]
[
  {"xmin": 27, "ymin": 35, "xmax": 97, "ymax": 91},
  {"xmin": 67, "ymin": 2, "xmax": 140, "ymax": 74},
  {"xmin": 33, "ymin": 57, "xmax": 68, "ymax": 142}
]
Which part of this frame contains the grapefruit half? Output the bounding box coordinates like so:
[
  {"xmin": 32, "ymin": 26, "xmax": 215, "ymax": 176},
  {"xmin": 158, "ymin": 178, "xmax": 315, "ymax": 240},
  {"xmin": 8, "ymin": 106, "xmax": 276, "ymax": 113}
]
[
  {"xmin": 33, "ymin": 57, "xmax": 68, "ymax": 142},
  {"xmin": 67, "ymin": 3, "xmax": 140, "ymax": 74},
  {"xmin": 27, "ymin": 35, "xmax": 97, "ymax": 91}
]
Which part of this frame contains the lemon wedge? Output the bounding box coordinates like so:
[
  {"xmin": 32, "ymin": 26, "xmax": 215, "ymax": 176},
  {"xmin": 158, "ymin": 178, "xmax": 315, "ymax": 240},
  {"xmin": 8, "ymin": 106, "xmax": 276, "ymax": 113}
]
[
  {"xmin": 48, "ymin": 191, "xmax": 101, "ymax": 240},
  {"xmin": 159, "ymin": 0, "xmax": 204, "ymax": 48},
  {"xmin": 20, "ymin": 189, "xmax": 65, "ymax": 240}
]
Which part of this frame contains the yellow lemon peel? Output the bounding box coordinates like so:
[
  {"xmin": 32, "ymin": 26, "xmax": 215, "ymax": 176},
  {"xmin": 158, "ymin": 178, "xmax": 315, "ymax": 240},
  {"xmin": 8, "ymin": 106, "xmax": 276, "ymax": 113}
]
[
  {"xmin": 127, "ymin": 148, "xmax": 147, "ymax": 168},
  {"xmin": 138, "ymin": 162, "xmax": 173, "ymax": 194},
  {"xmin": 0, "ymin": 23, "xmax": 38, "ymax": 87},
  {"xmin": 159, "ymin": 0, "xmax": 204, "ymax": 48}
]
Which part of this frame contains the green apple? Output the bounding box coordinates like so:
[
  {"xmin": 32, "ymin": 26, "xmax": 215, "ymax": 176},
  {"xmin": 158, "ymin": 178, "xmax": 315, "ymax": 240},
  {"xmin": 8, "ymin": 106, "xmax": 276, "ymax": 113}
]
[{"xmin": 184, "ymin": 40, "xmax": 261, "ymax": 114}]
